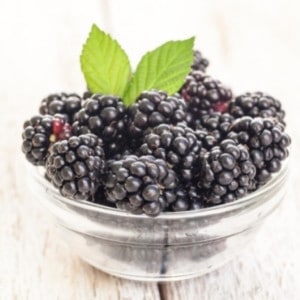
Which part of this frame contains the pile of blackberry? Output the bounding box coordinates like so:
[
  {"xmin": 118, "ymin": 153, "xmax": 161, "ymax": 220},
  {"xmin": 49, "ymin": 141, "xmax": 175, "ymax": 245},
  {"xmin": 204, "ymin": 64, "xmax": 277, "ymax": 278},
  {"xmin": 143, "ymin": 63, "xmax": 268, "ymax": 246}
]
[{"xmin": 22, "ymin": 50, "xmax": 291, "ymax": 217}]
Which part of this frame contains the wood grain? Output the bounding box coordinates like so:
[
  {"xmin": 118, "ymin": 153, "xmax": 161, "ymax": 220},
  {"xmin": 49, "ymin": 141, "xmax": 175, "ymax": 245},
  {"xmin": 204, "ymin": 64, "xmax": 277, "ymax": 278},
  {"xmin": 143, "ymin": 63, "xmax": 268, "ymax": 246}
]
[{"xmin": 1, "ymin": 0, "xmax": 300, "ymax": 299}]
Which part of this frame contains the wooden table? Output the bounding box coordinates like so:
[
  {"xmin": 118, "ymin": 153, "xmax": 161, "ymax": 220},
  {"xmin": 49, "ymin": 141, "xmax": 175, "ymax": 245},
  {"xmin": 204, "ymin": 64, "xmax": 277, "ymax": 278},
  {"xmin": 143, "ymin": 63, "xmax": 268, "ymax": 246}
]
[{"xmin": 1, "ymin": 0, "xmax": 300, "ymax": 299}]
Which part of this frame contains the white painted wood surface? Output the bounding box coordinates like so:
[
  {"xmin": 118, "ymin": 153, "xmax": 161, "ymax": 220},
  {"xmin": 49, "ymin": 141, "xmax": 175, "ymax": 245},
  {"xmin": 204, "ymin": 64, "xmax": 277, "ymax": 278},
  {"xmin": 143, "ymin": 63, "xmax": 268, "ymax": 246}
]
[{"xmin": 1, "ymin": 0, "xmax": 300, "ymax": 299}]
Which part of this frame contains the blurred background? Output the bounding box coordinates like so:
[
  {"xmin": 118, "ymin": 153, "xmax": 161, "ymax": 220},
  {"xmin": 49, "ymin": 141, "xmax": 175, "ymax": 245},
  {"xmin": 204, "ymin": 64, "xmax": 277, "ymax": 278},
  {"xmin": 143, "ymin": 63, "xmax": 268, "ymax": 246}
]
[
  {"xmin": 0, "ymin": 0, "xmax": 300, "ymax": 148},
  {"xmin": 1, "ymin": 0, "xmax": 300, "ymax": 299},
  {"xmin": 1, "ymin": 0, "xmax": 300, "ymax": 146},
  {"xmin": 1, "ymin": 0, "xmax": 299, "ymax": 110}
]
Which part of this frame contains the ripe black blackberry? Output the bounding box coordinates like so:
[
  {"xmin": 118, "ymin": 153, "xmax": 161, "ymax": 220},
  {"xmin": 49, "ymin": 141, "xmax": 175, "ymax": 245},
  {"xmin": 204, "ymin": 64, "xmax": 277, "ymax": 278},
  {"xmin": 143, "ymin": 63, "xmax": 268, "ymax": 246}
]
[
  {"xmin": 198, "ymin": 139, "xmax": 256, "ymax": 205},
  {"xmin": 22, "ymin": 114, "xmax": 71, "ymax": 166},
  {"xmin": 128, "ymin": 90, "xmax": 187, "ymax": 137},
  {"xmin": 228, "ymin": 117, "xmax": 291, "ymax": 186},
  {"xmin": 229, "ymin": 92, "xmax": 285, "ymax": 124},
  {"xmin": 180, "ymin": 71, "xmax": 232, "ymax": 115},
  {"xmin": 46, "ymin": 134, "xmax": 106, "ymax": 200},
  {"xmin": 72, "ymin": 94, "xmax": 128, "ymax": 156},
  {"xmin": 139, "ymin": 124, "xmax": 216, "ymax": 182},
  {"xmin": 191, "ymin": 50, "xmax": 209, "ymax": 72},
  {"xmin": 104, "ymin": 155, "xmax": 178, "ymax": 217},
  {"xmin": 189, "ymin": 111, "xmax": 235, "ymax": 142},
  {"xmin": 39, "ymin": 93, "xmax": 82, "ymax": 122}
]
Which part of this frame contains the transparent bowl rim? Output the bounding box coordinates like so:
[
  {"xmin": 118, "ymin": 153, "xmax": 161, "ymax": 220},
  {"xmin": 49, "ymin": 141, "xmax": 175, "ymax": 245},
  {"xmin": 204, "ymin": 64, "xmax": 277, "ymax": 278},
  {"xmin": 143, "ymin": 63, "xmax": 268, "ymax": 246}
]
[{"xmin": 30, "ymin": 158, "xmax": 289, "ymax": 220}]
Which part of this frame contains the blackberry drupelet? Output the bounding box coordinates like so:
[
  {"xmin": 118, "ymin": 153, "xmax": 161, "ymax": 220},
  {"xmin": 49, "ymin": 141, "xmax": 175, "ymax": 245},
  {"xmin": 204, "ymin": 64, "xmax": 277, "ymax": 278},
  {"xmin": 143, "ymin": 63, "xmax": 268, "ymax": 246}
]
[
  {"xmin": 128, "ymin": 90, "xmax": 187, "ymax": 138},
  {"xmin": 22, "ymin": 114, "xmax": 71, "ymax": 166},
  {"xmin": 83, "ymin": 91, "xmax": 93, "ymax": 100},
  {"xmin": 191, "ymin": 50, "xmax": 209, "ymax": 72},
  {"xmin": 198, "ymin": 139, "xmax": 256, "ymax": 205},
  {"xmin": 72, "ymin": 94, "xmax": 128, "ymax": 156},
  {"xmin": 104, "ymin": 155, "xmax": 178, "ymax": 217},
  {"xmin": 189, "ymin": 111, "xmax": 235, "ymax": 142},
  {"xmin": 170, "ymin": 185, "xmax": 206, "ymax": 212},
  {"xmin": 228, "ymin": 117, "xmax": 291, "ymax": 186},
  {"xmin": 46, "ymin": 134, "xmax": 106, "ymax": 200},
  {"xmin": 139, "ymin": 124, "xmax": 216, "ymax": 182},
  {"xmin": 39, "ymin": 93, "xmax": 82, "ymax": 122},
  {"xmin": 229, "ymin": 92, "xmax": 285, "ymax": 124},
  {"xmin": 180, "ymin": 71, "xmax": 232, "ymax": 115},
  {"xmin": 111, "ymin": 146, "xmax": 140, "ymax": 161},
  {"xmin": 92, "ymin": 186, "xmax": 116, "ymax": 208}
]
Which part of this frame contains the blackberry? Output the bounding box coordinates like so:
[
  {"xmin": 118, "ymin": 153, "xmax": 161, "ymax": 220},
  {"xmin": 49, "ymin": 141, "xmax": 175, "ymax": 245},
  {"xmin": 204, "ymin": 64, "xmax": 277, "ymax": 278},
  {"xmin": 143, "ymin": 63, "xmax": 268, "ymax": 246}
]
[
  {"xmin": 229, "ymin": 92, "xmax": 285, "ymax": 124},
  {"xmin": 180, "ymin": 71, "xmax": 232, "ymax": 115},
  {"xmin": 128, "ymin": 91, "xmax": 187, "ymax": 137},
  {"xmin": 72, "ymin": 94, "xmax": 128, "ymax": 156},
  {"xmin": 104, "ymin": 155, "xmax": 178, "ymax": 217},
  {"xmin": 39, "ymin": 93, "xmax": 82, "ymax": 122},
  {"xmin": 22, "ymin": 114, "xmax": 71, "ymax": 166},
  {"xmin": 191, "ymin": 50, "xmax": 209, "ymax": 72},
  {"xmin": 46, "ymin": 134, "xmax": 105, "ymax": 200},
  {"xmin": 198, "ymin": 139, "xmax": 256, "ymax": 205},
  {"xmin": 228, "ymin": 117, "xmax": 291, "ymax": 186},
  {"xmin": 188, "ymin": 111, "xmax": 235, "ymax": 142},
  {"xmin": 139, "ymin": 124, "xmax": 216, "ymax": 182}
]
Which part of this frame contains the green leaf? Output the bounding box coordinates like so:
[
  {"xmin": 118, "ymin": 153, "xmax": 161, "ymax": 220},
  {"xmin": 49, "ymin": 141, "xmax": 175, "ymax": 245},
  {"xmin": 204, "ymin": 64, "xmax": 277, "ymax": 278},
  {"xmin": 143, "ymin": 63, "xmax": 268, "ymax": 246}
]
[
  {"xmin": 80, "ymin": 24, "xmax": 131, "ymax": 97},
  {"xmin": 123, "ymin": 37, "xmax": 195, "ymax": 106}
]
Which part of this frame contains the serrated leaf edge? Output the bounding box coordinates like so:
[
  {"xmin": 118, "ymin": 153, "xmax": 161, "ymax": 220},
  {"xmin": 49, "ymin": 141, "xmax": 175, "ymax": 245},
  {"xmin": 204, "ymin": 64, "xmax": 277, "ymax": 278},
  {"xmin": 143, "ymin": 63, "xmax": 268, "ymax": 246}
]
[{"xmin": 123, "ymin": 37, "xmax": 194, "ymax": 106}]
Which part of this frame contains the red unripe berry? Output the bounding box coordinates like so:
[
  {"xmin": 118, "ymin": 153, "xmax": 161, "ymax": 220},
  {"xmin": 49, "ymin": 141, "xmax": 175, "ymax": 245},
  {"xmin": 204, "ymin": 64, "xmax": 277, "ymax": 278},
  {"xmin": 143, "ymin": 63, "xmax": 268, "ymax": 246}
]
[
  {"xmin": 52, "ymin": 118, "xmax": 64, "ymax": 135},
  {"xmin": 52, "ymin": 118, "xmax": 72, "ymax": 141}
]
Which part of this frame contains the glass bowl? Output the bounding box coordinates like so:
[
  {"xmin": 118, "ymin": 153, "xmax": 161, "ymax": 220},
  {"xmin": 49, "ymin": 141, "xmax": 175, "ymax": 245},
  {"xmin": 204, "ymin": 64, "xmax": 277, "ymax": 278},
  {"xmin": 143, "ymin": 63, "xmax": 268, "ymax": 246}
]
[{"xmin": 26, "ymin": 160, "xmax": 289, "ymax": 282}]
